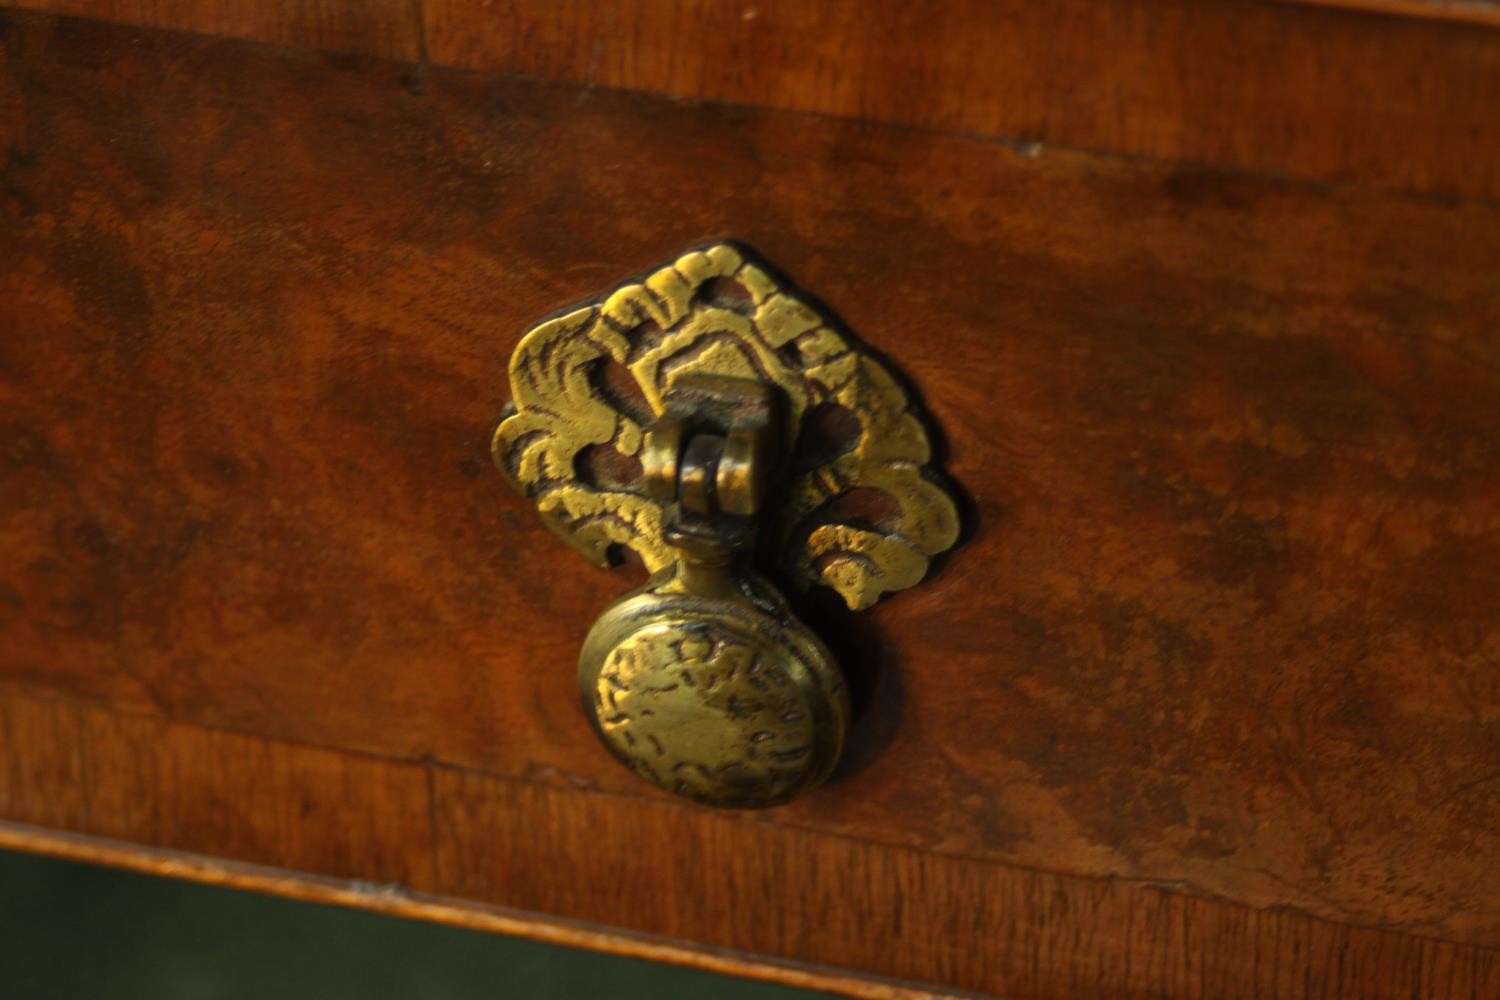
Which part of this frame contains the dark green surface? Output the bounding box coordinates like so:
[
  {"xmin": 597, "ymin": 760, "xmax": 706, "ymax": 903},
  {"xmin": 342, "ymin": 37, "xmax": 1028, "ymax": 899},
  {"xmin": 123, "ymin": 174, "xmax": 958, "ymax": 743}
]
[{"xmin": 0, "ymin": 848, "xmax": 823, "ymax": 999}]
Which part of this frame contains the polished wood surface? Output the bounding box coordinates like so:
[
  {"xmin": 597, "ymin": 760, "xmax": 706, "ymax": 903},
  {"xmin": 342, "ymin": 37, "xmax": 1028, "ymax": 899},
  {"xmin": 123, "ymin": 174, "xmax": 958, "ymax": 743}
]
[
  {"xmin": 4, "ymin": 8, "xmax": 1500, "ymax": 998},
  {"xmin": 5, "ymin": 684, "xmax": 1499, "ymax": 999},
  {"xmin": 1280, "ymin": 0, "xmax": 1500, "ymax": 27},
  {"xmin": 7, "ymin": 0, "xmax": 421, "ymax": 57},
  {"xmin": 423, "ymin": 0, "xmax": 1500, "ymax": 201},
  {"xmin": 12, "ymin": 0, "xmax": 1500, "ymax": 200}
]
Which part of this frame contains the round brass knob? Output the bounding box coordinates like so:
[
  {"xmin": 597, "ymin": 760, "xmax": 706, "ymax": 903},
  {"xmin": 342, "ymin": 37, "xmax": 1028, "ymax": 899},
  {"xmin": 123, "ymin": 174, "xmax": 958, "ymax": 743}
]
[
  {"xmin": 579, "ymin": 563, "xmax": 848, "ymax": 809},
  {"xmin": 570, "ymin": 371, "xmax": 850, "ymax": 808}
]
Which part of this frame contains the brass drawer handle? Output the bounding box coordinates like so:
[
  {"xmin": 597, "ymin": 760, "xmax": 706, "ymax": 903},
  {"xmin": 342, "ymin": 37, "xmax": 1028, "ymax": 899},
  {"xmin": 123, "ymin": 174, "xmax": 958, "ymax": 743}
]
[{"xmin": 494, "ymin": 243, "xmax": 958, "ymax": 808}]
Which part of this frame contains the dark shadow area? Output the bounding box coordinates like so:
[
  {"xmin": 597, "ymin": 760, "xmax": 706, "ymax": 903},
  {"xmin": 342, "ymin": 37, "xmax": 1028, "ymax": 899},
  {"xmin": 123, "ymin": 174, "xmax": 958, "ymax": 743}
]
[{"xmin": 787, "ymin": 582, "xmax": 907, "ymax": 785}]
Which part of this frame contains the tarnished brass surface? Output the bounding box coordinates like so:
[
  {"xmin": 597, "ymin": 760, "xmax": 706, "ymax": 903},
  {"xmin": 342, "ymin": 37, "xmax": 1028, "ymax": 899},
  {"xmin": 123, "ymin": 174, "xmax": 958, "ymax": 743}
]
[
  {"xmin": 493, "ymin": 244, "xmax": 958, "ymax": 807},
  {"xmin": 493, "ymin": 242, "xmax": 958, "ymax": 611},
  {"xmin": 578, "ymin": 548, "xmax": 848, "ymax": 809}
]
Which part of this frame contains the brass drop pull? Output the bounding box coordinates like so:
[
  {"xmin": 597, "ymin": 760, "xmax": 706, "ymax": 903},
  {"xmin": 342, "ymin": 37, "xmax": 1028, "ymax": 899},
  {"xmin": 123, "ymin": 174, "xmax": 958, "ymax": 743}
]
[
  {"xmin": 494, "ymin": 243, "xmax": 959, "ymax": 808},
  {"xmin": 579, "ymin": 374, "xmax": 847, "ymax": 807}
]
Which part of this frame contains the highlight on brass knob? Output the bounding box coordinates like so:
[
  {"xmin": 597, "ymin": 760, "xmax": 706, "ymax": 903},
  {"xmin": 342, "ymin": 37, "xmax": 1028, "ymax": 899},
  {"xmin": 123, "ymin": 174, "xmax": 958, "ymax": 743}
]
[{"xmin": 493, "ymin": 242, "xmax": 959, "ymax": 808}]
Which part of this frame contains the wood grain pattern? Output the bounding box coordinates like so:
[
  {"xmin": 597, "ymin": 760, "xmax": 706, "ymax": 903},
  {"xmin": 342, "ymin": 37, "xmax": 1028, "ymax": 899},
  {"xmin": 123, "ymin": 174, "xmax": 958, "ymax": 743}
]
[
  {"xmin": 0, "ymin": 694, "xmax": 436, "ymax": 888},
  {"xmin": 10, "ymin": 1, "xmax": 1500, "ymax": 200},
  {"xmin": 4, "ymin": 10, "xmax": 1500, "ymax": 995},
  {"xmin": 1278, "ymin": 0, "xmax": 1500, "ymax": 28},
  {"xmin": 0, "ymin": 824, "xmax": 951, "ymax": 1000},
  {"xmin": 4, "ymin": 682, "xmax": 1499, "ymax": 999},
  {"xmin": 7, "ymin": 0, "xmax": 422, "ymax": 59},
  {"xmin": 82, "ymin": 706, "xmax": 437, "ymax": 886},
  {"xmin": 433, "ymin": 769, "xmax": 1500, "ymax": 1000},
  {"xmin": 421, "ymin": 0, "xmax": 1500, "ymax": 202},
  {"xmin": 0, "ymin": 691, "xmax": 85, "ymax": 829}
]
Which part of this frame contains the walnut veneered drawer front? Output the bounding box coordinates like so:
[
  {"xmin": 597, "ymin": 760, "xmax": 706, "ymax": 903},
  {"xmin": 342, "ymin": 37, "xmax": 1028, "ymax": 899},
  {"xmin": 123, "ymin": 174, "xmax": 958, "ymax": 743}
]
[{"xmin": 2, "ymin": 5, "xmax": 1500, "ymax": 999}]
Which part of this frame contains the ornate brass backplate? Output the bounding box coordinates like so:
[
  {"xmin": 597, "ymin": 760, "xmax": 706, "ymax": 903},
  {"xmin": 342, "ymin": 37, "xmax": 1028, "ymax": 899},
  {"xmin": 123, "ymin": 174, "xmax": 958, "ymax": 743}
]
[{"xmin": 493, "ymin": 243, "xmax": 958, "ymax": 807}]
